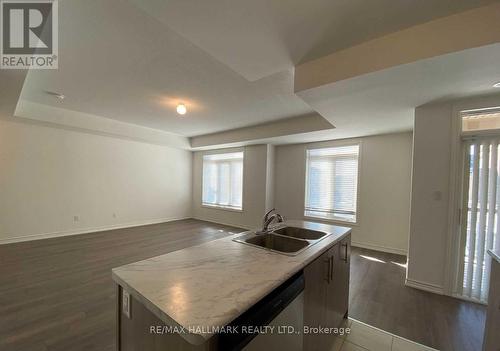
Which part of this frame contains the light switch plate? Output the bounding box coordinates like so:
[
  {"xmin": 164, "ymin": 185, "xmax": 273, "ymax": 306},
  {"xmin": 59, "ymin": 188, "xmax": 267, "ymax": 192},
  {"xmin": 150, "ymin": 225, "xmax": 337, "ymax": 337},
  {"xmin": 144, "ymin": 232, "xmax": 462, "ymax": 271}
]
[{"xmin": 122, "ymin": 289, "xmax": 131, "ymax": 319}]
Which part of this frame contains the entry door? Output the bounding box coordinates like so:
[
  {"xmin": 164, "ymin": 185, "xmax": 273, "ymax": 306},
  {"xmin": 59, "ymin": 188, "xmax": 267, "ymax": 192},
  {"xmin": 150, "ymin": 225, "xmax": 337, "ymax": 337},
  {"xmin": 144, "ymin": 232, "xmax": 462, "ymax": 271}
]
[{"xmin": 458, "ymin": 137, "xmax": 500, "ymax": 303}]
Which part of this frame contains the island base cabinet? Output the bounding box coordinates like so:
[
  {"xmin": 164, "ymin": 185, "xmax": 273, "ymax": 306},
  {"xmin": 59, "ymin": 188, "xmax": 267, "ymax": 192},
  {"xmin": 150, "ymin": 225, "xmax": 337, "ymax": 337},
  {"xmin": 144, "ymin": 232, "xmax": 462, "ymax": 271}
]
[
  {"xmin": 303, "ymin": 234, "xmax": 351, "ymax": 351},
  {"xmin": 116, "ymin": 234, "xmax": 351, "ymax": 351},
  {"xmin": 303, "ymin": 249, "xmax": 330, "ymax": 351},
  {"xmin": 117, "ymin": 285, "xmax": 215, "ymax": 351}
]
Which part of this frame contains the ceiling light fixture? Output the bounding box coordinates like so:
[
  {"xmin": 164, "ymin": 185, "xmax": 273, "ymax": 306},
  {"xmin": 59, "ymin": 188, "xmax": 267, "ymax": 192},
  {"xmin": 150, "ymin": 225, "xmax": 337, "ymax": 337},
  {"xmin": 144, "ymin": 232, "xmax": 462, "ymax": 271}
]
[
  {"xmin": 494, "ymin": 82, "xmax": 500, "ymax": 88},
  {"xmin": 176, "ymin": 103, "xmax": 187, "ymax": 115},
  {"xmin": 45, "ymin": 90, "xmax": 65, "ymax": 100}
]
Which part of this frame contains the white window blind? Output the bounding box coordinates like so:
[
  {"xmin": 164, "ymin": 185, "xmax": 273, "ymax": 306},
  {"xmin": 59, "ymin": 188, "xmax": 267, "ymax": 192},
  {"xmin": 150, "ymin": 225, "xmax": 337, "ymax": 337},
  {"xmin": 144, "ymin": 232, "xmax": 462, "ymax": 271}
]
[
  {"xmin": 305, "ymin": 145, "xmax": 359, "ymax": 223},
  {"xmin": 460, "ymin": 138, "xmax": 500, "ymax": 302},
  {"xmin": 202, "ymin": 152, "xmax": 243, "ymax": 210}
]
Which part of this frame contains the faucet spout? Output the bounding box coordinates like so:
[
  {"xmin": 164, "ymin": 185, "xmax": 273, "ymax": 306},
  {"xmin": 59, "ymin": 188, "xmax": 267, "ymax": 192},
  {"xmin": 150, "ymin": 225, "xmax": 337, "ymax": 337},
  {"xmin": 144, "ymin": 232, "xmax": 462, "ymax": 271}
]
[
  {"xmin": 261, "ymin": 210, "xmax": 285, "ymax": 233},
  {"xmin": 262, "ymin": 208, "xmax": 276, "ymax": 228}
]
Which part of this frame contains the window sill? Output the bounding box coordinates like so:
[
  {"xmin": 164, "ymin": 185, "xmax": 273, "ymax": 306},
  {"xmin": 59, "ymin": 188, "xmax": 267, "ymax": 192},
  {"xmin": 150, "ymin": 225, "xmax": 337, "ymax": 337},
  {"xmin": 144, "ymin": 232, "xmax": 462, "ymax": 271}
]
[
  {"xmin": 303, "ymin": 215, "xmax": 358, "ymax": 227},
  {"xmin": 202, "ymin": 204, "xmax": 243, "ymax": 213}
]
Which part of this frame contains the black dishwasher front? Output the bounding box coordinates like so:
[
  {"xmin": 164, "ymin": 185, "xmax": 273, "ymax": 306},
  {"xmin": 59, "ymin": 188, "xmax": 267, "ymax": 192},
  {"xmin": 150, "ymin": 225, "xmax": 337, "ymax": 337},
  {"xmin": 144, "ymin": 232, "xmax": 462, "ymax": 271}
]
[{"xmin": 217, "ymin": 271, "xmax": 304, "ymax": 351}]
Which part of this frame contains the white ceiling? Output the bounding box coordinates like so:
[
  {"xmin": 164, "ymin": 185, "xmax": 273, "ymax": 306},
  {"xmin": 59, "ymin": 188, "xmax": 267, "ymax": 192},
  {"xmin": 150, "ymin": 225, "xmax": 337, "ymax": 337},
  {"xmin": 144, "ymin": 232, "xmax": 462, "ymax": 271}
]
[
  {"xmin": 128, "ymin": 0, "xmax": 498, "ymax": 80},
  {"xmin": 0, "ymin": 70, "xmax": 26, "ymax": 117},
  {"xmin": 19, "ymin": 0, "xmax": 313, "ymax": 137},
  {"xmin": 298, "ymin": 43, "xmax": 500, "ymax": 141},
  {"xmin": 14, "ymin": 0, "xmax": 500, "ymax": 141}
]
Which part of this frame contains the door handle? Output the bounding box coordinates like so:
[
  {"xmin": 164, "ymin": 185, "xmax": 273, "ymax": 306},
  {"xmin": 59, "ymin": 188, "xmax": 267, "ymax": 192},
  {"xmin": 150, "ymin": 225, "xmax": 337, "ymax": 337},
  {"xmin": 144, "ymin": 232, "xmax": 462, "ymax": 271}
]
[
  {"xmin": 324, "ymin": 258, "xmax": 331, "ymax": 283},
  {"xmin": 330, "ymin": 255, "xmax": 334, "ymax": 281},
  {"xmin": 342, "ymin": 243, "xmax": 348, "ymax": 262}
]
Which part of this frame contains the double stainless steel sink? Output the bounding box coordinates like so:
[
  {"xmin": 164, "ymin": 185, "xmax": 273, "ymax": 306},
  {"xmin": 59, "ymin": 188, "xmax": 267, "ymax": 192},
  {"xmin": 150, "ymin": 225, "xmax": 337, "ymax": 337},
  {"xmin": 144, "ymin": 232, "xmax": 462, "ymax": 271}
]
[{"xmin": 233, "ymin": 226, "xmax": 329, "ymax": 256}]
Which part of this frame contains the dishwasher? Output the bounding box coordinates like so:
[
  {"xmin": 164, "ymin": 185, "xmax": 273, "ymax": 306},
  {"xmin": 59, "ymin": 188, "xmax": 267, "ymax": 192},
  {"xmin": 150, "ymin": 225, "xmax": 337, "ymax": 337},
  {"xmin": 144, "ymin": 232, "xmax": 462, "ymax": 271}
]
[{"xmin": 218, "ymin": 272, "xmax": 304, "ymax": 351}]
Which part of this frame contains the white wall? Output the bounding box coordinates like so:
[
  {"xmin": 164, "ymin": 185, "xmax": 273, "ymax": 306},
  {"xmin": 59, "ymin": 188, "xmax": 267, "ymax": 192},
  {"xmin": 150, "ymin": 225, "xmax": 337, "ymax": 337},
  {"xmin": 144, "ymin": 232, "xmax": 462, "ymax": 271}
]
[
  {"xmin": 192, "ymin": 144, "xmax": 273, "ymax": 229},
  {"xmin": 0, "ymin": 118, "xmax": 192, "ymax": 244},
  {"xmin": 407, "ymin": 102, "xmax": 453, "ymax": 293},
  {"xmin": 408, "ymin": 93, "xmax": 500, "ymax": 295},
  {"xmin": 274, "ymin": 132, "xmax": 413, "ymax": 255}
]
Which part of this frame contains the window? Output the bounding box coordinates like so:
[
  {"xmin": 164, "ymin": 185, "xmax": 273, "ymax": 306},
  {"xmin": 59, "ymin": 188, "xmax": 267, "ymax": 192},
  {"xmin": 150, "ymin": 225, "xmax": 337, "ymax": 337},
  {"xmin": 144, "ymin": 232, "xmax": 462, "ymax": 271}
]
[
  {"xmin": 202, "ymin": 152, "xmax": 243, "ymax": 210},
  {"xmin": 456, "ymin": 109, "xmax": 500, "ymax": 302},
  {"xmin": 462, "ymin": 110, "xmax": 500, "ymax": 133},
  {"xmin": 304, "ymin": 145, "xmax": 360, "ymax": 223},
  {"xmin": 458, "ymin": 137, "xmax": 500, "ymax": 303}
]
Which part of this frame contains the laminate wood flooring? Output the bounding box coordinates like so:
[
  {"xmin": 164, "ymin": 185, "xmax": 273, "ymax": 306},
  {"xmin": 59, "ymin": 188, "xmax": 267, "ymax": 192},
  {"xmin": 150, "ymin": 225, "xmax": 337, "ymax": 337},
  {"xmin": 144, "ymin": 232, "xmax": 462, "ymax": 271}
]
[
  {"xmin": 349, "ymin": 247, "xmax": 486, "ymax": 351},
  {"xmin": 0, "ymin": 222, "xmax": 487, "ymax": 351},
  {"xmin": 0, "ymin": 219, "xmax": 243, "ymax": 351}
]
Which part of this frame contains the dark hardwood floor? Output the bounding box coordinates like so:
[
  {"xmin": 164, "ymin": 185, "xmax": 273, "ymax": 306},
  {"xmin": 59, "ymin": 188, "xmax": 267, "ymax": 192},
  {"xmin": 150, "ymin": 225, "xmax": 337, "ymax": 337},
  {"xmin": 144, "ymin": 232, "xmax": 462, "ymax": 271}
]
[
  {"xmin": 0, "ymin": 219, "xmax": 243, "ymax": 351},
  {"xmin": 0, "ymin": 221, "xmax": 487, "ymax": 351},
  {"xmin": 349, "ymin": 247, "xmax": 486, "ymax": 351}
]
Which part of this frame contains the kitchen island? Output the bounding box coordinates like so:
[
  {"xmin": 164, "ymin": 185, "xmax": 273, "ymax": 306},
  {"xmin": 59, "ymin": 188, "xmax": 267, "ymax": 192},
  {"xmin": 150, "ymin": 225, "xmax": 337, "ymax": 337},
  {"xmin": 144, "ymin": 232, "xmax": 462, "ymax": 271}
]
[{"xmin": 112, "ymin": 220, "xmax": 351, "ymax": 351}]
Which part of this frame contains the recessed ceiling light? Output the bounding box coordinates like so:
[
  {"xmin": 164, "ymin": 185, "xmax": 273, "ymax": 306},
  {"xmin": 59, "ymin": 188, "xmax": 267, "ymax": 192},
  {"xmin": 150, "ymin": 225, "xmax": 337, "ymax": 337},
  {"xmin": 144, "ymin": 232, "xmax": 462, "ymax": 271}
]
[
  {"xmin": 45, "ymin": 90, "xmax": 65, "ymax": 100},
  {"xmin": 176, "ymin": 103, "xmax": 187, "ymax": 115},
  {"xmin": 494, "ymin": 82, "xmax": 500, "ymax": 88}
]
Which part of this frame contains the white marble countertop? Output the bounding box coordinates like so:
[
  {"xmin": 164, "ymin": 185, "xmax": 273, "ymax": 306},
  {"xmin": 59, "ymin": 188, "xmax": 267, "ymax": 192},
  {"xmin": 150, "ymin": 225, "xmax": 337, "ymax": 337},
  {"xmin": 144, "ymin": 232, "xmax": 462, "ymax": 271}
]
[
  {"xmin": 488, "ymin": 249, "xmax": 500, "ymax": 264},
  {"xmin": 112, "ymin": 220, "xmax": 351, "ymax": 345}
]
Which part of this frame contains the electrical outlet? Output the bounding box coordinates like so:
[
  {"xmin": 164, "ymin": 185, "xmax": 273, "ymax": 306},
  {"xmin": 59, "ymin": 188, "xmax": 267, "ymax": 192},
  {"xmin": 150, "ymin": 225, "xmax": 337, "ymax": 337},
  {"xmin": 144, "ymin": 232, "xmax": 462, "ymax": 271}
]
[
  {"xmin": 73, "ymin": 215, "xmax": 80, "ymax": 223},
  {"xmin": 432, "ymin": 191, "xmax": 442, "ymax": 201},
  {"xmin": 122, "ymin": 289, "xmax": 131, "ymax": 319}
]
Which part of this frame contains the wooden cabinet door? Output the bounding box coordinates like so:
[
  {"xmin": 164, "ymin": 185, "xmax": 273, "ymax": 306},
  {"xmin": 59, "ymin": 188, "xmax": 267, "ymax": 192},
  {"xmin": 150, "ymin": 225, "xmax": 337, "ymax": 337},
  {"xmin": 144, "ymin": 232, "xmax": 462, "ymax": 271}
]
[
  {"xmin": 327, "ymin": 235, "xmax": 351, "ymax": 336},
  {"xmin": 332, "ymin": 235, "xmax": 350, "ymax": 322},
  {"xmin": 338, "ymin": 235, "xmax": 351, "ymax": 319},
  {"xmin": 303, "ymin": 249, "xmax": 330, "ymax": 351},
  {"xmin": 326, "ymin": 244, "xmax": 344, "ymax": 333},
  {"xmin": 303, "ymin": 236, "xmax": 351, "ymax": 351}
]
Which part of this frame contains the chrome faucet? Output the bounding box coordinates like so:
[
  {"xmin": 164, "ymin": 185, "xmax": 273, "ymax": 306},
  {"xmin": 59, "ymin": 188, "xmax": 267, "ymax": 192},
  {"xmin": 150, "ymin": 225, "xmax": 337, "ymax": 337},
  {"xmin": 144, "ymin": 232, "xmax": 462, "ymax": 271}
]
[{"xmin": 261, "ymin": 208, "xmax": 285, "ymax": 233}]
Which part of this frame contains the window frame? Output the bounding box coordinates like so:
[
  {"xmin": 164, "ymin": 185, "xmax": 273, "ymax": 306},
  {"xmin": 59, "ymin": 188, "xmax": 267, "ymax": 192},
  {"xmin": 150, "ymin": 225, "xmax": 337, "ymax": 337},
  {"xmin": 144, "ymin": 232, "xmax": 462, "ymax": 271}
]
[
  {"xmin": 442, "ymin": 99, "xmax": 500, "ymax": 297},
  {"xmin": 303, "ymin": 142, "xmax": 361, "ymax": 226},
  {"xmin": 461, "ymin": 107, "xmax": 500, "ymax": 136},
  {"xmin": 201, "ymin": 150, "xmax": 245, "ymax": 212}
]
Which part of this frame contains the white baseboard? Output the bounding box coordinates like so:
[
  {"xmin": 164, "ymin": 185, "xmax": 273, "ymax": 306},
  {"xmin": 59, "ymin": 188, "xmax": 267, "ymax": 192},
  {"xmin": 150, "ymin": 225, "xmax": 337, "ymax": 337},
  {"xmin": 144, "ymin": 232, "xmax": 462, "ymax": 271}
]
[
  {"xmin": 351, "ymin": 241, "xmax": 407, "ymax": 256},
  {"xmin": 0, "ymin": 216, "xmax": 191, "ymax": 245},
  {"xmin": 405, "ymin": 278, "xmax": 444, "ymax": 295},
  {"xmin": 451, "ymin": 293, "xmax": 487, "ymax": 305},
  {"xmin": 192, "ymin": 217, "xmax": 251, "ymax": 231}
]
